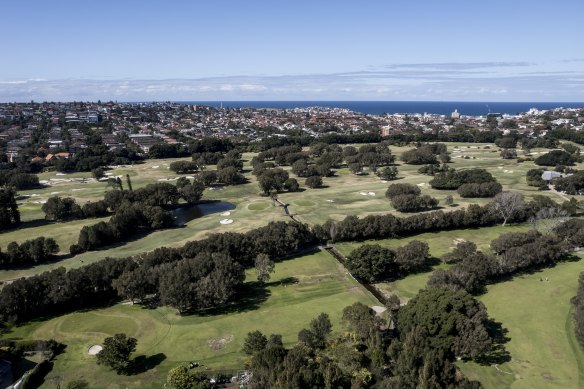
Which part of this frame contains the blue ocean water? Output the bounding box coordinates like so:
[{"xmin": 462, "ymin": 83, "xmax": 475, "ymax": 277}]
[{"xmin": 179, "ymin": 101, "xmax": 584, "ymax": 116}]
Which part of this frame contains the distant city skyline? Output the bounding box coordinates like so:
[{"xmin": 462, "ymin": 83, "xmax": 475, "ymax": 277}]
[{"xmin": 1, "ymin": 0, "xmax": 583, "ymax": 102}]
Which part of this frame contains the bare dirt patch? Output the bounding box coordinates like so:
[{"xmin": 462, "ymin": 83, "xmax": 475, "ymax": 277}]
[{"xmin": 208, "ymin": 335, "xmax": 234, "ymax": 351}]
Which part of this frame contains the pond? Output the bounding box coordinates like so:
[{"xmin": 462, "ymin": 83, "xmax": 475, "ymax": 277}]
[{"xmin": 171, "ymin": 201, "xmax": 236, "ymax": 226}]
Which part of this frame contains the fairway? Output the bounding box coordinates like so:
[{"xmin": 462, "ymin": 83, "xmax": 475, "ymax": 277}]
[
  {"xmin": 4, "ymin": 250, "xmax": 379, "ymax": 388},
  {"xmin": 459, "ymin": 257, "xmax": 584, "ymax": 389}
]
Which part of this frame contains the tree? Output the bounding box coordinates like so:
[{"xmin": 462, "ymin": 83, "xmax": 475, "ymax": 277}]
[
  {"xmin": 96, "ymin": 333, "xmax": 137, "ymax": 374},
  {"xmin": 444, "ymin": 195, "xmax": 454, "ymax": 206},
  {"xmin": 42, "ymin": 196, "xmax": 83, "ymax": 221},
  {"xmin": 243, "ymin": 330, "xmax": 268, "ymax": 355},
  {"xmin": 0, "ymin": 188, "xmax": 20, "ymax": 230},
  {"xmin": 92, "ymin": 167, "xmax": 105, "ymax": 180},
  {"xmin": 305, "ymin": 175, "xmax": 323, "ymax": 189},
  {"xmin": 167, "ymin": 365, "xmax": 194, "ymax": 389},
  {"xmin": 179, "ymin": 182, "xmax": 205, "ymax": 204},
  {"xmin": 308, "ymin": 313, "xmax": 332, "ymax": 349},
  {"xmin": 283, "ymin": 178, "xmax": 300, "ymax": 192},
  {"xmin": 346, "ymin": 244, "xmax": 398, "ymax": 282},
  {"xmin": 377, "ymin": 166, "xmax": 398, "ymax": 181},
  {"xmin": 529, "ymin": 207, "xmax": 570, "ymax": 235},
  {"xmin": 385, "ymin": 183, "xmax": 421, "ymax": 199},
  {"xmin": 398, "ymin": 288, "xmax": 492, "ymax": 359},
  {"xmin": 217, "ymin": 166, "xmax": 246, "ymax": 185},
  {"xmin": 255, "ymin": 253, "xmax": 275, "ymax": 283},
  {"xmin": 488, "ymin": 191, "xmax": 526, "ymax": 226}
]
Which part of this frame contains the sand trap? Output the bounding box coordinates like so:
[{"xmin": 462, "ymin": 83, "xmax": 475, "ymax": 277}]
[
  {"xmin": 371, "ymin": 306, "xmax": 387, "ymax": 314},
  {"xmin": 417, "ymin": 183, "xmax": 426, "ymax": 187},
  {"xmin": 56, "ymin": 173, "xmax": 66, "ymax": 176},
  {"xmin": 88, "ymin": 345, "xmax": 103, "ymax": 355},
  {"xmin": 220, "ymin": 219, "xmax": 234, "ymax": 225},
  {"xmin": 497, "ymin": 166, "xmax": 503, "ymax": 169},
  {"xmin": 326, "ymin": 200, "xmax": 334, "ymax": 202},
  {"xmin": 368, "ymin": 192, "xmax": 376, "ymax": 196},
  {"xmin": 507, "ymin": 170, "xmax": 514, "ymax": 173},
  {"xmin": 381, "ymin": 180, "xmax": 388, "ymax": 183},
  {"xmin": 50, "ymin": 191, "xmax": 61, "ymax": 195},
  {"xmin": 152, "ymin": 165, "xmax": 160, "ymax": 169},
  {"xmin": 221, "ymin": 211, "xmax": 231, "ymax": 216},
  {"xmin": 359, "ymin": 192, "xmax": 368, "ymax": 196},
  {"xmin": 208, "ymin": 335, "xmax": 234, "ymax": 351},
  {"xmin": 105, "ymin": 172, "xmax": 113, "ymax": 176}
]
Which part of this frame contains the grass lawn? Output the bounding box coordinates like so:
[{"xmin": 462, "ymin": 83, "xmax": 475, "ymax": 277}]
[
  {"xmin": 459, "ymin": 257, "xmax": 584, "ymax": 389},
  {"xmin": 2, "ymin": 250, "xmax": 380, "ymax": 388}
]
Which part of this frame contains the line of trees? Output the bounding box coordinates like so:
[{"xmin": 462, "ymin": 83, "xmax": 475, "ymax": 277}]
[
  {"xmin": 428, "ymin": 228, "xmax": 575, "ymax": 295},
  {"xmin": 0, "ymin": 221, "xmax": 316, "ymax": 323},
  {"xmin": 42, "ymin": 196, "xmax": 109, "ymax": 221},
  {"xmin": 0, "ymin": 237, "xmax": 59, "ymax": 268}
]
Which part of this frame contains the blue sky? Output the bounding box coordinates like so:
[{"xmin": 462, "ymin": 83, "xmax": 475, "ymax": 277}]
[{"xmin": 1, "ymin": 0, "xmax": 583, "ymax": 101}]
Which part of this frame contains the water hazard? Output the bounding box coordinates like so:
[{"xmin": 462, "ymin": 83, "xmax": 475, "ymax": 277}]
[{"xmin": 171, "ymin": 201, "xmax": 235, "ymax": 226}]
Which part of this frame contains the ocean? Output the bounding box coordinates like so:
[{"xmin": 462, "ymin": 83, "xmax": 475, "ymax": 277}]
[{"xmin": 178, "ymin": 101, "xmax": 584, "ymax": 116}]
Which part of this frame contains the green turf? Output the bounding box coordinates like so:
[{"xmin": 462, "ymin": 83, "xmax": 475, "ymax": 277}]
[
  {"xmin": 3, "ymin": 250, "xmax": 379, "ymax": 388},
  {"xmin": 459, "ymin": 257, "xmax": 584, "ymax": 389}
]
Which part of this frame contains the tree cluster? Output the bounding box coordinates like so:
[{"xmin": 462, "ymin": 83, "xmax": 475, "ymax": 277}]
[
  {"xmin": 429, "ymin": 230, "xmax": 571, "ymax": 294},
  {"xmin": 0, "ymin": 237, "xmax": 59, "ymax": 267},
  {"xmin": 526, "ymin": 168, "xmax": 548, "ymax": 189},
  {"xmin": 169, "ymin": 161, "xmax": 199, "ymax": 174},
  {"xmin": 0, "ymin": 169, "xmax": 40, "ymax": 190},
  {"xmin": 385, "ymin": 183, "xmax": 438, "ymax": 213},
  {"xmin": 345, "ymin": 241, "xmax": 429, "ymax": 282},
  {"xmin": 534, "ymin": 150, "xmax": 577, "ymax": 166},
  {"xmin": 400, "ymin": 143, "xmax": 449, "ymax": 165},
  {"xmin": 553, "ymin": 171, "xmax": 584, "ymax": 195},
  {"xmin": 42, "ymin": 196, "xmax": 109, "ymax": 221},
  {"xmin": 247, "ymin": 293, "xmax": 489, "ymax": 389}
]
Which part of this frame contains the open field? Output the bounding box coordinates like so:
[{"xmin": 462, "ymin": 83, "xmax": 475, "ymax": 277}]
[
  {"xmin": 460, "ymin": 257, "xmax": 584, "ymax": 389},
  {"xmin": 2, "ymin": 250, "xmax": 379, "ymax": 388}
]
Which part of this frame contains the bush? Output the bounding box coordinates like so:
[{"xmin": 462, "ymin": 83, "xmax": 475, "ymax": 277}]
[
  {"xmin": 535, "ymin": 150, "xmax": 576, "ymax": 166},
  {"xmin": 305, "ymin": 176, "xmax": 323, "ymax": 189},
  {"xmin": 391, "ymin": 194, "xmax": 438, "ymax": 213},
  {"xmin": 385, "ymin": 183, "xmax": 420, "ymax": 199},
  {"xmin": 457, "ymin": 182, "xmax": 502, "ymax": 198}
]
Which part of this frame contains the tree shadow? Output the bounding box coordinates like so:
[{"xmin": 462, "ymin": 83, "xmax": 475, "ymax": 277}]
[
  {"xmin": 194, "ymin": 282, "xmax": 271, "ymax": 317},
  {"xmin": 266, "ymin": 276, "xmax": 298, "ymax": 287},
  {"xmin": 129, "ymin": 353, "xmax": 166, "ymax": 375},
  {"xmin": 475, "ymin": 319, "xmax": 511, "ymax": 365}
]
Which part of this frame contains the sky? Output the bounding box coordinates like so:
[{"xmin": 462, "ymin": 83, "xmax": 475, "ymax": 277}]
[{"xmin": 1, "ymin": 0, "xmax": 583, "ymax": 102}]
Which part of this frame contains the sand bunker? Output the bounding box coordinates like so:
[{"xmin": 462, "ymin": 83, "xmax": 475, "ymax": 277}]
[
  {"xmin": 326, "ymin": 200, "xmax": 334, "ymax": 202},
  {"xmin": 220, "ymin": 219, "xmax": 234, "ymax": 225},
  {"xmin": 88, "ymin": 345, "xmax": 103, "ymax": 355},
  {"xmin": 152, "ymin": 165, "xmax": 160, "ymax": 169},
  {"xmin": 56, "ymin": 173, "xmax": 66, "ymax": 176},
  {"xmin": 371, "ymin": 306, "xmax": 387, "ymax": 314},
  {"xmin": 221, "ymin": 211, "xmax": 231, "ymax": 216},
  {"xmin": 359, "ymin": 192, "xmax": 368, "ymax": 196},
  {"xmin": 368, "ymin": 192, "xmax": 376, "ymax": 196},
  {"xmin": 417, "ymin": 183, "xmax": 426, "ymax": 187}
]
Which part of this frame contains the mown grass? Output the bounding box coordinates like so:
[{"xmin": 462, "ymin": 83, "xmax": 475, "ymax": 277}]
[
  {"xmin": 459, "ymin": 257, "xmax": 584, "ymax": 389},
  {"xmin": 2, "ymin": 250, "xmax": 379, "ymax": 388}
]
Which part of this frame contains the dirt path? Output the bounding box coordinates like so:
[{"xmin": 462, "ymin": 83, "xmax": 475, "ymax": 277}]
[{"xmin": 549, "ymin": 185, "xmax": 570, "ymax": 201}]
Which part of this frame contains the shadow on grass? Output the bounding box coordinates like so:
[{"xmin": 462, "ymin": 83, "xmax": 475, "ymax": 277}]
[
  {"xmin": 475, "ymin": 319, "xmax": 511, "ymax": 365},
  {"xmin": 130, "ymin": 353, "xmax": 167, "ymax": 375},
  {"xmin": 194, "ymin": 282, "xmax": 271, "ymax": 317}
]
